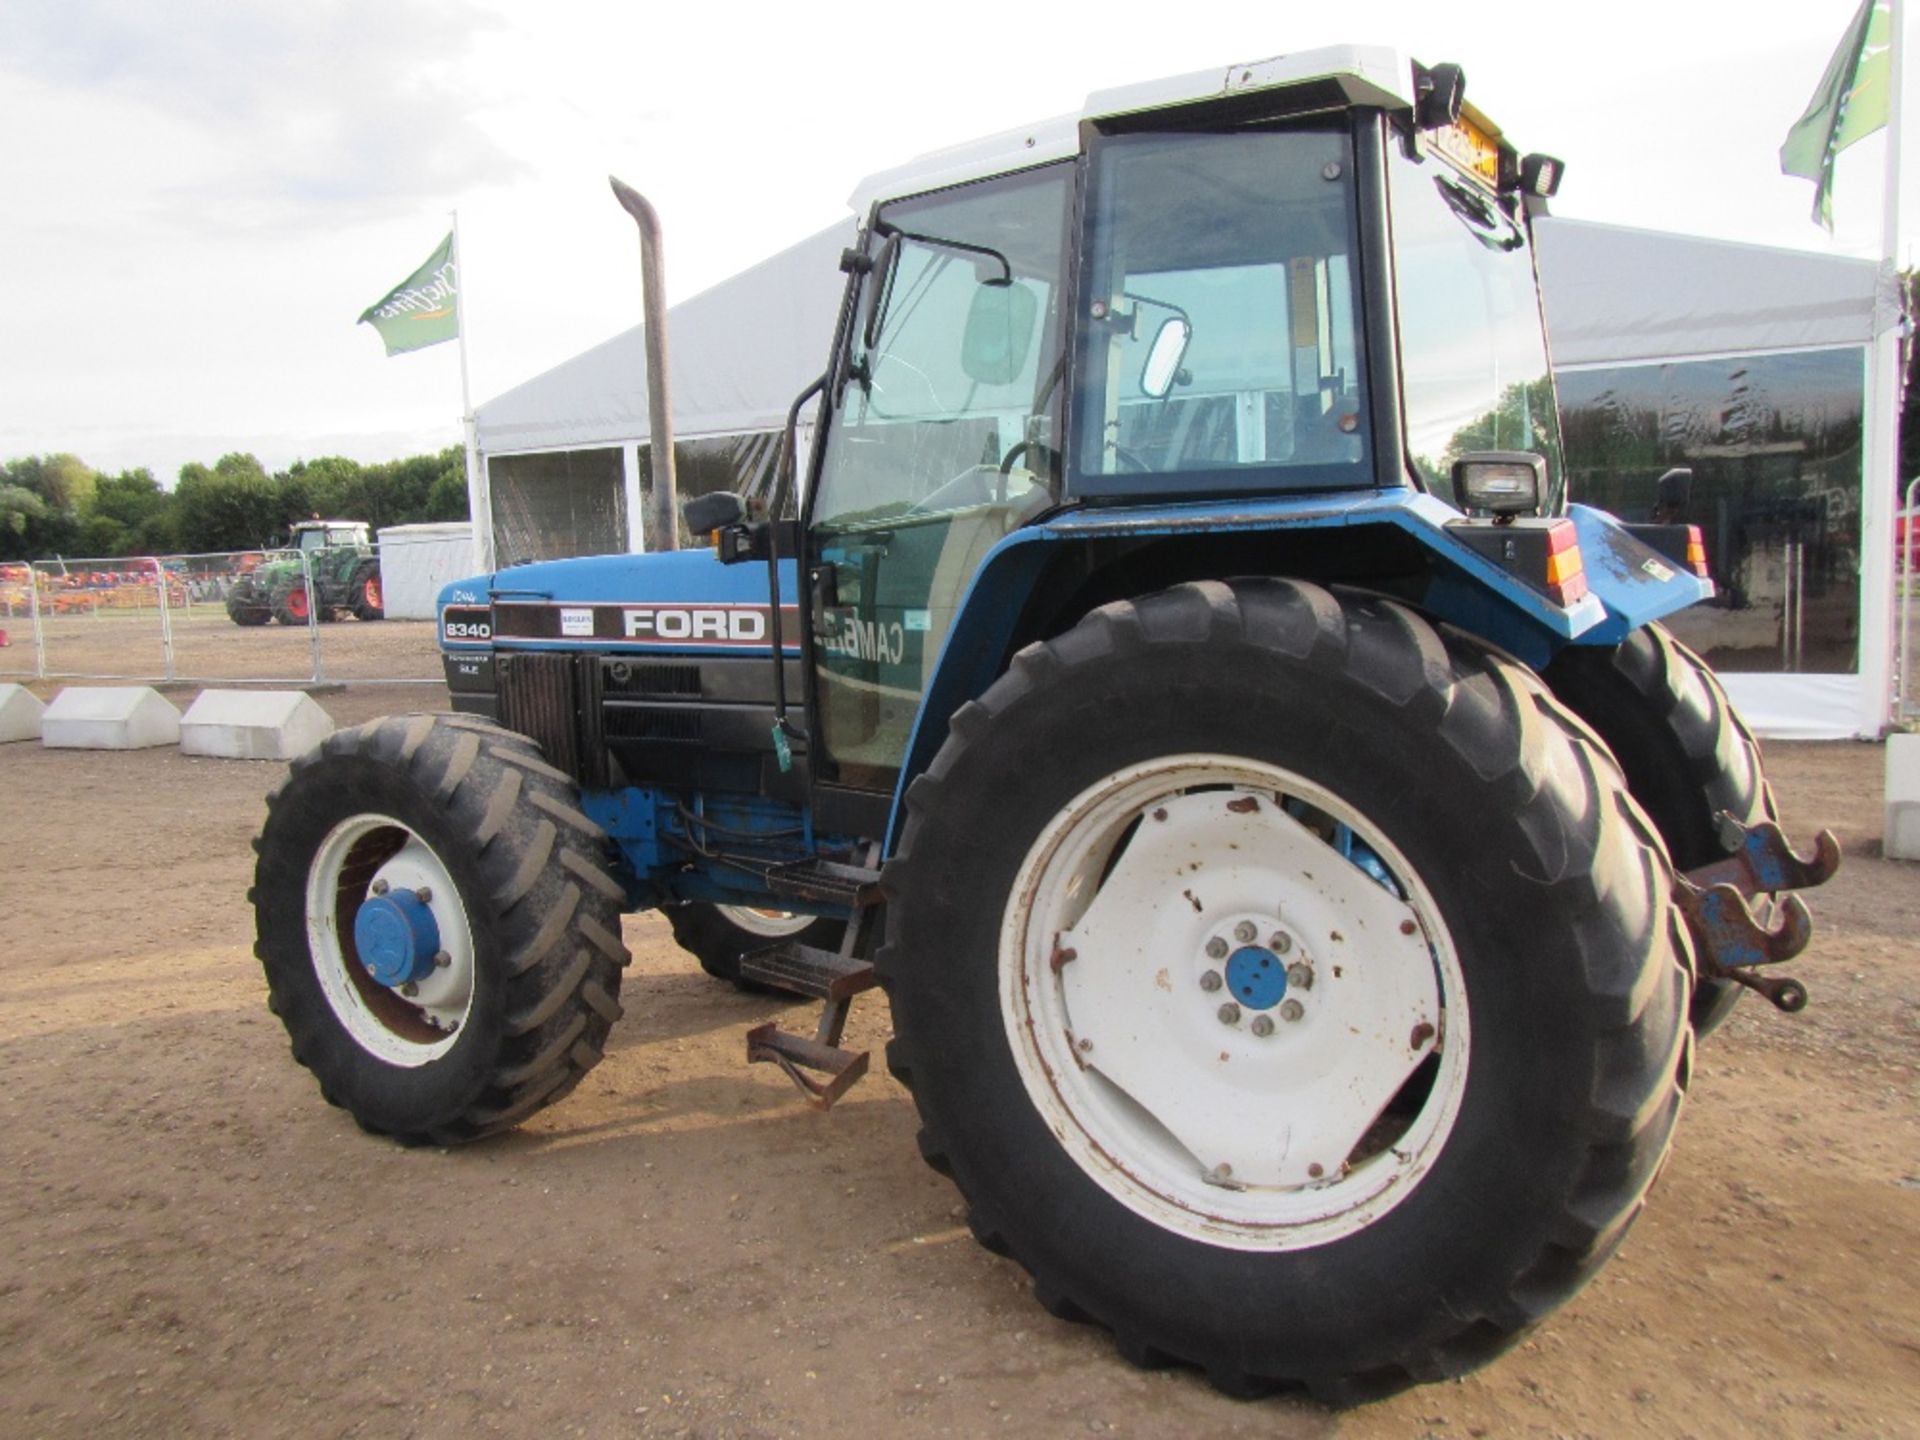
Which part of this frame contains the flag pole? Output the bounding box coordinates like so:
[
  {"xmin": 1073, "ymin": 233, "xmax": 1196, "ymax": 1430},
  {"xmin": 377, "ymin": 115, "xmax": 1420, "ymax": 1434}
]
[
  {"xmin": 1860, "ymin": 0, "xmax": 1904, "ymax": 734},
  {"xmin": 453, "ymin": 209, "xmax": 494, "ymax": 573}
]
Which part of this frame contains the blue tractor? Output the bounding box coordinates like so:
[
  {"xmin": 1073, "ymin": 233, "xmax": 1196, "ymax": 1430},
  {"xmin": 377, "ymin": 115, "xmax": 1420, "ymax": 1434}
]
[{"xmin": 254, "ymin": 47, "xmax": 1837, "ymax": 1402}]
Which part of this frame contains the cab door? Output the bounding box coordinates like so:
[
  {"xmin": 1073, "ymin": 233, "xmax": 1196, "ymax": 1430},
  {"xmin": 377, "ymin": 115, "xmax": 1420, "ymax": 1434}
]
[{"xmin": 805, "ymin": 163, "xmax": 1073, "ymax": 796}]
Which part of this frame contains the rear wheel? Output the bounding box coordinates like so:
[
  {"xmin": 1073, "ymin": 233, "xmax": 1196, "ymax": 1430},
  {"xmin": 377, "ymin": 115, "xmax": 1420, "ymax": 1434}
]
[
  {"xmin": 1543, "ymin": 623, "xmax": 1773, "ymax": 1035},
  {"xmin": 880, "ymin": 580, "xmax": 1690, "ymax": 1403},
  {"xmin": 351, "ymin": 566, "xmax": 385, "ymax": 621},
  {"xmin": 254, "ymin": 713, "xmax": 631, "ymax": 1143},
  {"xmin": 666, "ymin": 901, "xmax": 845, "ymax": 993}
]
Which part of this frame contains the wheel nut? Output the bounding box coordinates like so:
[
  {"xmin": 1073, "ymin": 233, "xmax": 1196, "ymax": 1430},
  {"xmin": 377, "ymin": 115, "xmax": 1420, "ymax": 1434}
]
[
  {"xmin": 370, "ymin": 879, "xmax": 390, "ymax": 896},
  {"xmin": 1270, "ymin": 931, "xmax": 1293, "ymax": 954},
  {"xmin": 1287, "ymin": 962, "xmax": 1313, "ymax": 990},
  {"xmin": 1205, "ymin": 937, "xmax": 1228, "ymax": 960},
  {"xmin": 433, "ymin": 950, "xmax": 452, "ymax": 969},
  {"xmin": 1217, "ymin": 1002, "xmax": 1242, "ymax": 1026},
  {"xmin": 1233, "ymin": 921, "xmax": 1257, "ymax": 944},
  {"xmin": 399, "ymin": 982, "xmax": 419, "ymax": 998},
  {"xmin": 1280, "ymin": 999, "xmax": 1305, "ymax": 1023},
  {"xmin": 1199, "ymin": 970, "xmax": 1223, "ymax": 993},
  {"xmin": 1250, "ymin": 1014, "xmax": 1275, "ymax": 1038},
  {"xmin": 415, "ymin": 887, "xmax": 433, "ymax": 904}
]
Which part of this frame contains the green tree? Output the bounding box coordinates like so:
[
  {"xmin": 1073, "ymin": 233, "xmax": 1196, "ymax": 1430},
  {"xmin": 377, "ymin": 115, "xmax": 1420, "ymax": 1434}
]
[{"xmin": 173, "ymin": 454, "xmax": 284, "ymax": 552}]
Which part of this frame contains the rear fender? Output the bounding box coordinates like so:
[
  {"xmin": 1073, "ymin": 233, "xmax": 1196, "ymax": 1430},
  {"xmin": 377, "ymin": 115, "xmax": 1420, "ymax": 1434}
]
[{"xmin": 886, "ymin": 491, "xmax": 1711, "ymax": 849}]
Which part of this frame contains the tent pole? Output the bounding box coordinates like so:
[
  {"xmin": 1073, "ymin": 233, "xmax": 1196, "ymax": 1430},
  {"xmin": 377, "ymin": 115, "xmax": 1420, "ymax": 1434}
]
[
  {"xmin": 453, "ymin": 210, "xmax": 493, "ymax": 574},
  {"xmin": 1858, "ymin": 0, "xmax": 1905, "ymax": 735}
]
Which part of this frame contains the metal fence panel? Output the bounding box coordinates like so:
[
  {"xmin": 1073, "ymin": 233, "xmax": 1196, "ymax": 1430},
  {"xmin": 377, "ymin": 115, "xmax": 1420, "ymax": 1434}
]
[{"xmin": 0, "ymin": 549, "xmax": 444, "ymax": 687}]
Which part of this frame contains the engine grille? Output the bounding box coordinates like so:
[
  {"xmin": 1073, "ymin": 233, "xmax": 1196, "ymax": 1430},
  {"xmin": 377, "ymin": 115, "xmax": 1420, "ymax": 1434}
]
[{"xmin": 495, "ymin": 651, "xmax": 607, "ymax": 786}]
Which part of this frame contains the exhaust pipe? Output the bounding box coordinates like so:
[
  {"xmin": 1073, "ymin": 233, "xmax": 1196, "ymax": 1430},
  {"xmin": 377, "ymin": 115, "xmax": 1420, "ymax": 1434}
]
[{"xmin": 609, "ymin": 177, "xmax": 678, "ymax": 551}]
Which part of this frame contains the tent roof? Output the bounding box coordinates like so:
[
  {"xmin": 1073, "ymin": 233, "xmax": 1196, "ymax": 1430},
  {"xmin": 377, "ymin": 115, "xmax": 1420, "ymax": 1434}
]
[
  {"xmin": 1533, "ymin": 216, "xmax": 1878, "ymax": 368},
  {"xmin": 475, "ymin": 220, "xmax": 855, "ymax": 456},
  {"xmin": 476, "ymin": 212, "xmax": 1880, "ymax": 455}
]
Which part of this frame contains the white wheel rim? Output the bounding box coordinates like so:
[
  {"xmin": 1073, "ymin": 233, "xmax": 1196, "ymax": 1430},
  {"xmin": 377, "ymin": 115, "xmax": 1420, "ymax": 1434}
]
[
  {"xmin": 305, "ymin": 813, "xmax": 478, "ymax": 1066},
  {"xmin": 714, "ymin": 905, "xmax": 817, "ymax": 940},
  {"xmin": 1000, "ymin": 755, "xmax": 1469, "ymax": 1251}
]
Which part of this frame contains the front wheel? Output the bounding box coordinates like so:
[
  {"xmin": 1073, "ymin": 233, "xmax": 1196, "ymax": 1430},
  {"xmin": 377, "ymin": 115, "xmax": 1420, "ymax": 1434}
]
[
  {"xmin": 273, "ymin": 582, "xmax": 311, "ymax": 626},
  {"xmin": 254, "ymin": 713, "xmax": 631, "ymax": 1143},
  {"xmin": 880, "ymin": 581, "xmax": 1691, "ymax": 1402}
]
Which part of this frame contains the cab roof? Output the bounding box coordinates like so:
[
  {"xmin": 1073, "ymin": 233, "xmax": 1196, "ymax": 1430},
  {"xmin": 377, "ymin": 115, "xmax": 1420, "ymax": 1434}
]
[{"xmin": 848, "ymin": 44, "xmax": 1415, "ymax": 213}]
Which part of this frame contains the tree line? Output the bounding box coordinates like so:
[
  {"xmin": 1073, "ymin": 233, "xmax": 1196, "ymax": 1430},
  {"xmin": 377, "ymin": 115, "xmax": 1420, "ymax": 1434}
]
[{"xmin": 0, "ymin": 448, "xmax": 470, "ymax": 561}]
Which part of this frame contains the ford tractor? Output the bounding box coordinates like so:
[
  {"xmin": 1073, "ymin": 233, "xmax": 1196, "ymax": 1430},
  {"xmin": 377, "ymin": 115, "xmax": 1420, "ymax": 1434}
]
[{"xmin": 252, "ymin": 47, "xmax": 1838, "ymax": 1403}]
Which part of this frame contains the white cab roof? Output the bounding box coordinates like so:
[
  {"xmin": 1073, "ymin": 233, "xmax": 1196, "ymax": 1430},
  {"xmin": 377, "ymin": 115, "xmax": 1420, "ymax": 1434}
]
[{"xmin": 849, "ymin": 44, "xmax": 1413, "ymax": 212}]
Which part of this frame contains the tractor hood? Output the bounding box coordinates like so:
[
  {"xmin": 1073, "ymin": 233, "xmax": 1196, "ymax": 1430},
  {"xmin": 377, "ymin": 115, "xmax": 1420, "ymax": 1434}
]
[{"xmin": 436, "ymin": 548, "xmax": 802, "ymax": 658}]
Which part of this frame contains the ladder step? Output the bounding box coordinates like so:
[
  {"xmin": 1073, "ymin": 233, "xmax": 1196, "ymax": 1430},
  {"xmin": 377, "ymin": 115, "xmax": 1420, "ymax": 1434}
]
[
  {"xmin": 762, "ymin": 858, "xmax": 884, "ymax": 908},
  {"xmin": 746, "ymin": 1021, "xmax": 870, "ymax": 1108},
  {"xmin": 737, "ymin": 940, "xmax": 876, "ymax": 1001}
]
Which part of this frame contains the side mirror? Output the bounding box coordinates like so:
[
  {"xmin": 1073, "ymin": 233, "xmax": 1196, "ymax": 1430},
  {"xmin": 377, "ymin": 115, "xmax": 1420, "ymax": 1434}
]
[
  {"xmin": 861, "ymin": 233, "xmax": 902, "ymax": 352},
  {"xmin": 1140, "ymin": 316, "xmax": 1192, "ymax": 400},
  {"xmin": 1654, "ymin": 466, "xmax": 1694, "ymax": 520},
  {"xmin": 960, "ymin": 282, "xmax": 1037, "ymax": 385},
  {"xmin": 683, "ymin": 490, "xmax": 746, "ymax": 537}
]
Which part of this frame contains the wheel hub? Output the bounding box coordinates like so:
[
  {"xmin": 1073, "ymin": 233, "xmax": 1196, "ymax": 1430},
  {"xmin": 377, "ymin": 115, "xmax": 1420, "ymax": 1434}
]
[
  {"xmin": 1224, "ymin": 944, "xmax": 1287, "ymax": 1010},
  {"xmin": 353, "ymin": 887, "xmax": 442, "ymax": 987}
]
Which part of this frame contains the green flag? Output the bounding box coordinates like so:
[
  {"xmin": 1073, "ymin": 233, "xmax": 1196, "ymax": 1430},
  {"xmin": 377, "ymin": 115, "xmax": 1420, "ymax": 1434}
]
[
  {"xmin": 1780, "ymin": 0, "xmax": 1893, "ymax": 230},
  {"xmin": 358, "ymin": 232, "xmax": 459, "ymax": 355}
]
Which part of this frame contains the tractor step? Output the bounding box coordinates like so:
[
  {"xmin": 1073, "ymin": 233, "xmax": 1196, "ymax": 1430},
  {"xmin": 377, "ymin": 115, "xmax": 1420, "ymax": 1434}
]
[
  {"xmin": 746, "ymin": 1022, "xmax": 870, "ymax": 1109},
  {"xmin": 738, "ymin": 940, "xmax": 876, "ymax": 1001},
  {"xmin": 762, "ymin": 858, "xmax": 883, "ymax": 908}
]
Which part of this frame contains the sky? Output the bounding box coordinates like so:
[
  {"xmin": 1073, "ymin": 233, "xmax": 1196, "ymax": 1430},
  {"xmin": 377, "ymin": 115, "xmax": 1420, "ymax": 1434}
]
[{"xmin": 1, "ymin": 0, "xmax": 1913, "ymax": 487}]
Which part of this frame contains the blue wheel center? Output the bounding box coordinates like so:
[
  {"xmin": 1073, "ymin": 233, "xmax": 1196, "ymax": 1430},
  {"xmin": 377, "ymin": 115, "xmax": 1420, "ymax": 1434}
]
[
  {"xmin": 353, "ymin": 888, "xmax": 442, "ymax": 988},
  {"xmin": 1225, "ymin": 945, "xmax": 1288, "ymax": 1010}
]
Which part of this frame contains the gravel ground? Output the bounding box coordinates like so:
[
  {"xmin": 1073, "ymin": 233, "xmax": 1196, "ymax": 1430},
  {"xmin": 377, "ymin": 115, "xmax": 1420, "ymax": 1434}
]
[{"xmin": 0, "ymin": 659, "xmax": 1915, "ymax": 1440}]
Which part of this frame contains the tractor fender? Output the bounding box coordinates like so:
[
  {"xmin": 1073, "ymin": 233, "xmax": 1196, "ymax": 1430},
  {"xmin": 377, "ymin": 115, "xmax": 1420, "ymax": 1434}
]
[{"xmin": 887, "ymin": 490, "xmax": 1710, "ymax": 849}]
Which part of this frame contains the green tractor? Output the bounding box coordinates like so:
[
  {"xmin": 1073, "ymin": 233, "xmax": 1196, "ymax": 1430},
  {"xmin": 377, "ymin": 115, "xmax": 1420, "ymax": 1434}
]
[{"xmin": 226, "ymin": 520, "xmax": 385, "ymax": 626}]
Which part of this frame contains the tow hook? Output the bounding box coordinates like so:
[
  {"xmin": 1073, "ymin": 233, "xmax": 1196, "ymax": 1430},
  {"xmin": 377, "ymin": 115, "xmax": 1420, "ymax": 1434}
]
[{"xmin": 1673, "ymin": 816, "xmax": 1841, "ymax": 1014}]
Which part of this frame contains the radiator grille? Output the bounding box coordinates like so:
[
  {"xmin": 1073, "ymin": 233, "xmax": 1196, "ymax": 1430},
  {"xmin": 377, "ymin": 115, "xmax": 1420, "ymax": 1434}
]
[{"xmin": 497, "ymin": 652, "xmax": 582, "ymax": 780}]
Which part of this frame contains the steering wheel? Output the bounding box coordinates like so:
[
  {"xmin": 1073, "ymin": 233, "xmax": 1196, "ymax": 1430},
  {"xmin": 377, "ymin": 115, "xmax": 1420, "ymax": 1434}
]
[{"xmin": 1111, "ymin": 444, "xmax": 1150, "ymax": 473}]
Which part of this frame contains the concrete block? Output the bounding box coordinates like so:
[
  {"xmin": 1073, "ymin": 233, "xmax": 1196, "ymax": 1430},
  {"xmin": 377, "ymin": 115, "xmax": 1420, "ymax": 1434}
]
[
  {"xmin": 1887, "ymin": 733, "xmax": 1920, "ymax": 862},
  {"xmin": 0, "ymin": 683, "xmax": 44, "ymax": 743},
  {"xmin": 180, "ymin": 689, "xmax": 334, "ymax": 761},
  {"xmin": 41, "ymin": 686, "xmax": 181, "ymax": 750}
]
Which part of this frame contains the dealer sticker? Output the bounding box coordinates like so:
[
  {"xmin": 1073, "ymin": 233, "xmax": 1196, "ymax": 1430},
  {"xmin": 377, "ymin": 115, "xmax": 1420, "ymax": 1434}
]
[
  {"xmin": 559, "ymin": 607, "xmax": 594, "ymax": 637},
  {"xmin": 1641, "ymin": 558, "xmax": 1675, "ymax": 583}
]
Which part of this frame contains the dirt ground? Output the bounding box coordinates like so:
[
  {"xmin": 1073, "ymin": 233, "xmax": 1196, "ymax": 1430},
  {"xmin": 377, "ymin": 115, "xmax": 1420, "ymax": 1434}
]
[{"xmin": 1, "ymin": 674, "xmax": 1916, "ymax": 1440}]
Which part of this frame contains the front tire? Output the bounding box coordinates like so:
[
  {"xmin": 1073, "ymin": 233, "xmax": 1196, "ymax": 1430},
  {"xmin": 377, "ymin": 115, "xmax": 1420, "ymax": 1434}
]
[
  {"xmin": 254, "ymin": 713, "xmax": 631, "ymax": 1143},
  {"xmin": 880, "ymin": 581, "xmax": 1691, "ymax": 1402},
  {"xmin": 1543, "ymin": 623, "xmax": 1773, "ymax": 1035}
]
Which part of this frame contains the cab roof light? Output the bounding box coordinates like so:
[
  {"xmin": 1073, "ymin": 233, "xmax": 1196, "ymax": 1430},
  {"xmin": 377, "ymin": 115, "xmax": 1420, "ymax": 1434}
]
[
  {"xmin": 1519, "ymin": 153, "xmax": 1565, "ymax": 198},
  {"xmin": 1452, "ymin": 451, "xmax": 1547, "ymax": 520},
  {"xmin": 1413, "ymin": 62, "xmax": 1466, "ymax": 130}
]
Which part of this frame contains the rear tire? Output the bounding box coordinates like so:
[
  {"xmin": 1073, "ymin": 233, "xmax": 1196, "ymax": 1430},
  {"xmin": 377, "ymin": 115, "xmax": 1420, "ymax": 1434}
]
[
  {"xmin": 666, "ymin": 901, "xmax": 845, "ymax": 993},
  {"xmin": 254, "ymin": 713, "xmax": 631, "ymax": 1143},
  {"xmin": 351, "ymin": 566, "xmax": 385, "ymax": 621},
  {"xmin": 880, "ymin": 580, "xmax": 1691, "ymax": 1403},
  {"xmin": 1543, "ymin": 623, "xmax": 1773, "ymax": 1035}
]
